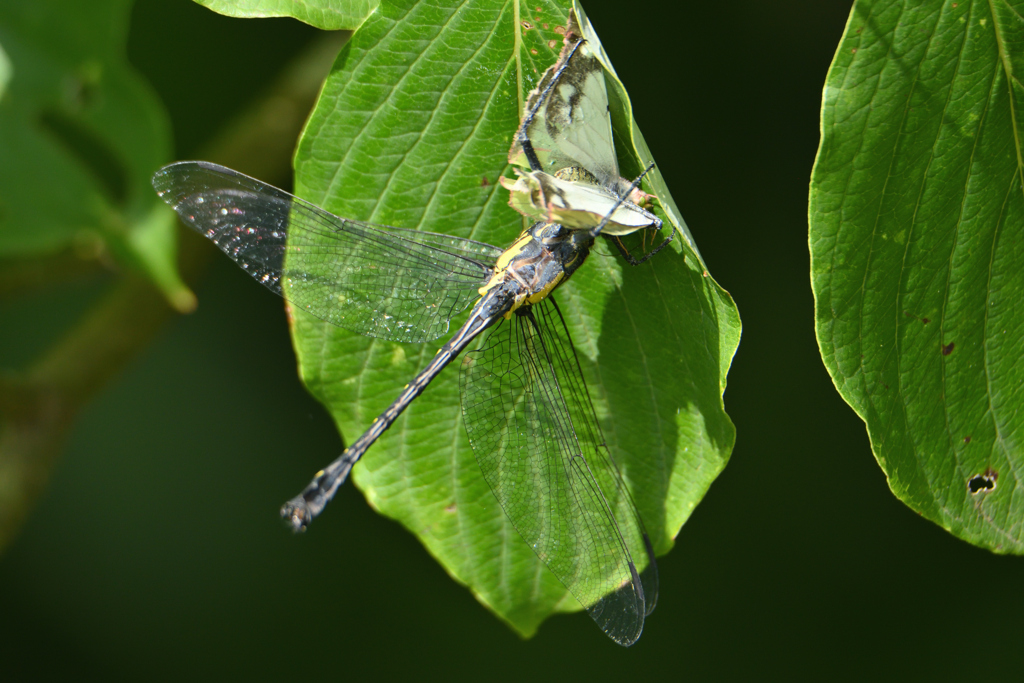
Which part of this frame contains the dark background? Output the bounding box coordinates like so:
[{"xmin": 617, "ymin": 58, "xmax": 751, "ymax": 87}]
[{"xmin": 4, "ymin": 0, "xmax": 1022, "ymax": 679}]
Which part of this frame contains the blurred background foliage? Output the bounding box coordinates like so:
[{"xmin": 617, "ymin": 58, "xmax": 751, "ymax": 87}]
[{"xmin": 1, "ymin": 0, "xmax": 1022, "ymax": 680}]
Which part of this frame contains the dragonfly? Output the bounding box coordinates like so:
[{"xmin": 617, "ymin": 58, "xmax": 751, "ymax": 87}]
[{"xmin": 152, "ymin": 9, "xmax": 670, "ymax": 646}]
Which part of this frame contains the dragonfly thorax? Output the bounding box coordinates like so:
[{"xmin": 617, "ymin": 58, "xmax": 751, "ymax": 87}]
[{"xmin": 478, "ymin": 221, "xmax": 593, "ymax": 319}]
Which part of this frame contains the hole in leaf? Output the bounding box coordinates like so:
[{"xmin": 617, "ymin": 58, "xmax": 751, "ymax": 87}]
[
  {"xmin": 968, "ymin": 469, "xmax": 997, "ymax": 494},
  {"xmin": 37, "ymin": 108, "xmax": 128, "ymax": 206}
]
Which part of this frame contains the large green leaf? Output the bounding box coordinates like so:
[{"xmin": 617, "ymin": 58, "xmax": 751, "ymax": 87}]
[
  {"xmin": 290, "ymin": 0, "xmax": 739, "ymax": 635},
  {"xmin": 0, "ymin": 42, "xmax": 11, "ymax": 99},
  {"xmin": 0, "ymin": 0, "xmax": 188, "ymax": 308},
  {"xmin": 811, "ymin": 0, "xmax": 1024, "ymax": 553},
  {"xmin": 196, "ymin": 0, "xmax": 379, "ymax": 30}
]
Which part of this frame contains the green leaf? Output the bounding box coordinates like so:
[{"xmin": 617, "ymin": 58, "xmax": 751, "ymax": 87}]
[
  {"xmin": 811, "ymin": 0, "xmax": 1024, "ymax": 553},
  {"xmin": 0, "ymin": 0, "xmax": 190, "ymax": 310},
  {"xmin": 0, "ymin": 42, "xmax": 11, "ymax": 99},
  {"xmin": 290, "ymin": 0, "xmax": 740, "ymax": 636},
  {"xmin": 195, "ymin": 0, "xmax": 379, "ymax": 31}
]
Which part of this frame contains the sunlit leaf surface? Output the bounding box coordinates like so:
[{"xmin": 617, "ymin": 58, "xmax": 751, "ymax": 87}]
[
  {"xmin": 196, "ymin": 0, "xmax": 378, "ymax": 31},
  {"xmin": 289, "ymin": 0, "xmax": 740, "ymax": 635},
  {"xmin": 811, "ymin": 0, "xmax": 1024, "ymax": 553}
]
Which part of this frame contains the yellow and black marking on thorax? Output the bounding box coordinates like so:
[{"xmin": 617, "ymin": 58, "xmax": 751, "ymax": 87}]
[{"xmin": 477, "ymin": 221, "xmax": 592, "ymax": 318}]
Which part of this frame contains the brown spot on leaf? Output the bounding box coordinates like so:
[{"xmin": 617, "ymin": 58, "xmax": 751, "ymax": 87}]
[
  {"xmin": 480, "ymin": 176, "xmax": 490, "ymax": 187},
  {"xmin": 904, "ymin": 312, "xmax": 931, "ymax": 324},
  {"xmin": 942, "ymin": 342, "xmax": 955, "ymax": 355},
  {"xmin": 852, "ymin": 48, "xmax": 858, "ymax": 53},
  {"xmin": 964, "ymin": 436, "xmax": 971, "ymax": 444}
]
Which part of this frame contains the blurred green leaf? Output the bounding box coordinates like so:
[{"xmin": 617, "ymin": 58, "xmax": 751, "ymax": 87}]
[
  {"xmin": 811, "ymin": 0, "xmax": 1024, "ymax": 553},
  {"xmin": 289, "ymin": 0, "xmax": 739, "ymax": 636},
  {"xmin": 0, "ymin": 42, "xmax": 11, "ymax": 99},
  {"xmin": 0, "ymin": 0, "xmax": 190, "ymax": 309},
  {"xmin": 196, "ymin": 0, "xmax": 378, "ymax": 30}
]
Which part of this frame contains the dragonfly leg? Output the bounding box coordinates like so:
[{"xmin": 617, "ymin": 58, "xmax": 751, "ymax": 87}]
[{"xmin": 609, "ymin": 223, "xmax": 678, "ymax": 266}]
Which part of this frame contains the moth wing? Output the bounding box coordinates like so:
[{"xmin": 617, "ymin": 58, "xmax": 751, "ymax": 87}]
[
  {"xmin": 500, "ymin": 171, "xmax": 659, "ymax": 236},
  {"xmin": 509, "ymin": 18, "xmax": 619, "ymax": 185}
]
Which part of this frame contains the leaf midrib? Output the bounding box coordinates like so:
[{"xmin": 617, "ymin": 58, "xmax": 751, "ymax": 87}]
[{"xmin": 989, "ymin": 0, "xmax": 1024, "ymax": 189}]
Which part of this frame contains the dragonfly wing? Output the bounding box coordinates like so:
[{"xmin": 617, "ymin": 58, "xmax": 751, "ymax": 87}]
[
  {"xmin": 460, "ymin": 299, "xmax": 657, "ymax": 646},
  {"xmin": 153, "ymin": 161, "xmax": 502, "ymax": 343}
]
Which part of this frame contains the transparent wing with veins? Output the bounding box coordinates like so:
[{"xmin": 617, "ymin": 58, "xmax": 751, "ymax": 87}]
[
  {"xmin": 460, "ymin": 299, "xmax": 658, "ymax": 646},
  {"xmin": 153, "ymin": 161, "xmax": 503, "ymax": 343}
]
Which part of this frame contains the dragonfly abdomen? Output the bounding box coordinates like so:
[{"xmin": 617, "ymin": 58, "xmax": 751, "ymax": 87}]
[
  {"xmin": 281, "ymin": 223, "xmax": 590, "ymax": 531},
  {"xmin": 281, "ymin": 301, "xmax": 506, "ymax": 531}
]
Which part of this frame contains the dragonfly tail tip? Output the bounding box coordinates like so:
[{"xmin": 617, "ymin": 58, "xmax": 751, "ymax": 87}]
[{"xmin": 280, "ymin": 499, "xmax": 312, "ymax": 532}]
